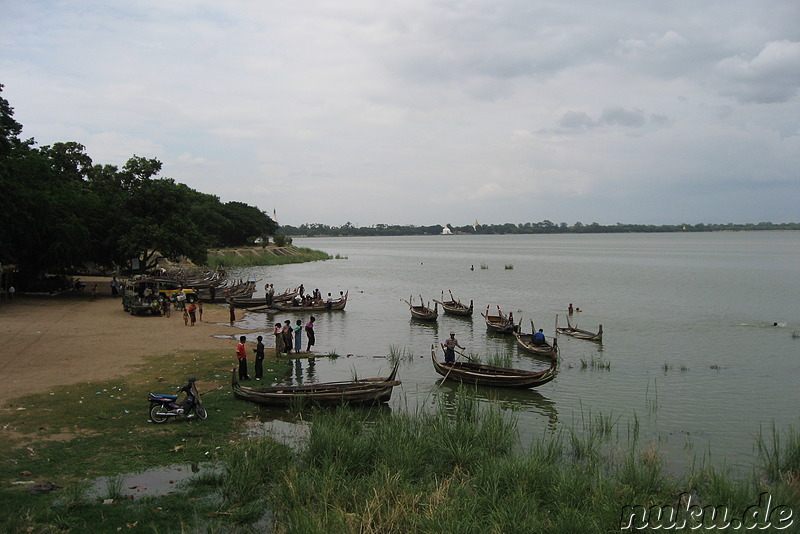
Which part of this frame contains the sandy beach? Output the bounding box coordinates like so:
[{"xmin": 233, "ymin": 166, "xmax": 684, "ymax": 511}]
[{"xmin": 0, "ymin": 276, "xmax": 248, "ymax": 406}]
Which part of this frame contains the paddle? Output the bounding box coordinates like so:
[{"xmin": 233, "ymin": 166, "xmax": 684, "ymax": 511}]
[{"xmin": 454, "ymin": 348, "xmax": 478, "ymax": 363}]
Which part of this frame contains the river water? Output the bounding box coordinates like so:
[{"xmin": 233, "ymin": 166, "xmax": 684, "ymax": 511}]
[{"xmin": 230, "ymin": 231, "xmax": 800, "ymax": 476}]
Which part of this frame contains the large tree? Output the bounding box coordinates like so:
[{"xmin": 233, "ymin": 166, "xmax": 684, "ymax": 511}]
[{"xmin": 0, "ymin": 85, "xmax": 277, "ymax": 278}]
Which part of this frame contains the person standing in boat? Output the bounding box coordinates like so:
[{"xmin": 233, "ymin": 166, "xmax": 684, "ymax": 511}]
[
  {"xmin": 305, "ymin": 316, "xmax": 316, "ymax": 352},
  {"xmin": 253, "ymin": 335, "xmax": 265, "ymax": 380},
  {"xmin": 236, "ymin": 335, "xmax": 250, "ymax": 381},
  {"xmin": 442, "ymin": 331, "xmax": 465, "ymax": 364},
  {"xmin": 568, "ymin": 303, "xmax": 574, "ymax": 315}
]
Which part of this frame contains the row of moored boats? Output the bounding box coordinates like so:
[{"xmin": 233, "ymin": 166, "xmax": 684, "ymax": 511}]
[{"xmin": 231, "ymin": 290, "xmax": 603, "ymax": 408}]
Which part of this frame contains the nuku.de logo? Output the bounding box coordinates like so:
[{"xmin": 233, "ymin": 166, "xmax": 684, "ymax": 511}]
[{"xmin": 620, "ymin": 492, "xmax": 794, "ymax": 530}]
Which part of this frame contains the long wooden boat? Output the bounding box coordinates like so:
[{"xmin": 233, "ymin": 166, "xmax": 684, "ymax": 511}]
[
  {"xmin": 271, "ymin": 291, "xmax": 348, "ymax": 312},
  {"xmin": 226, "ymin": 287, "xmax": 299, "ymax": 308},
  {"xmin": 481, "ymin": 305, "xmax": 518, "ymax": 334},
  {"xmin": 404, "ymin": 295, "xmax": 438, "ymax": 321},
  {"xmin": 433, "ymin": 290, "xmax": 473, "ymax": 317},
  {"xmin": 231, "ymin": 362, "xmax": 400, "ymax": 406},
  {"xmin": 430, "ymin": 345, "xmax": 556, "ymax": 389},
  {"xmin": 196, "ymin": 279, "xmax": 256, "ymax": 303},
  {"xmin": 556, "ymin": 315, "xmax": 603, "ymax": 342}
]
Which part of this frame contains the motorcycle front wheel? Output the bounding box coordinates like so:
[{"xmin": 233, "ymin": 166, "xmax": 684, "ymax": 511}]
[
  {"xmin": 195, "ymin": 405, "xmax": 208, "ymax": 420},
  {"xmin": 149, "ymin": 403, "xmax": 169, "ymax": 424}
]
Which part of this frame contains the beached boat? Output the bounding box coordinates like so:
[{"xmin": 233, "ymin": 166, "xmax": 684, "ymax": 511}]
[
  {"xmin": 481, "ymin": 305, "xmax": 518, "ymax": 334},
  {"xmin": 404, "ymin": 295, "xmax": 438, "ymax": 321},
  {"xmin": 556, "ymin": 315, "xmax": 603, "ymax": 342},
  {"xmin": 230, "ymin": 362, "xmax": 400, "ymax": 406},
  {"xmin": 433, "ymin": 290, "xmax": 473, "ymax": 317},
  {"xmin": 226, "ymin": 287, "xmax": 299, "ymax": 309},
  {"xmin": 430, "ymin": 345, "xmax": 556, "ymax": 388},
  {"xmin": 271, "ymin": 291, "xmax": 348, "ymax": 312}
]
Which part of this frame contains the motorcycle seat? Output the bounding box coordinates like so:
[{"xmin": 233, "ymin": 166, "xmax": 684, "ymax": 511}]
[{"xmin": 148, "ymin": 394, "xmax": 178, "ymax": 401}]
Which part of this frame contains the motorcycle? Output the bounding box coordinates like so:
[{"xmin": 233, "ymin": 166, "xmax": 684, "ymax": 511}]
[{"xmin": 148, "ymin": 377, "xmax": 208, "ymax": 423}]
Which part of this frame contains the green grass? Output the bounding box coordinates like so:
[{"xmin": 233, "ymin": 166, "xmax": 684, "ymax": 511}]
[
  {"xmin": 200, "ymin": 394, "xmax": 800, "ymax": 533},
  {"xmin": 484, "ymin": 350, "xmax": 512, "ymax": 368},
  {"xmin": 0, "ymin": 349, "xmax": 291, "ymax": 534},
  {"xmin": 579, "ymin": 356, "xmax": 611, "ymax": 371},
  {"xmin": 2, "ymin": 351, "xmax": 800, "ymax": 533},
  {"xmin": 206, "ymin": 246, "xmax": 332, "ymax": 268}
]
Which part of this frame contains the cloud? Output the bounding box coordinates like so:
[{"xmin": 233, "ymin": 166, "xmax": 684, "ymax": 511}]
[
  {"xmin": 1, "ymin": 0, "xmax": 799, "ymax": 226},
  {"xmin": 715, "ymin": 40, "xmax": 800, "ymax": 103},
  {"xmin": 558, "ymin": 107, "xmax": 658, "ymax": 131}
]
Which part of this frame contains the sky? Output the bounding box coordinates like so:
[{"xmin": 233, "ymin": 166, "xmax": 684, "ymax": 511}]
[{"xmin": 2, "ymin": 1, "xmax": 799, "ymax": 227}]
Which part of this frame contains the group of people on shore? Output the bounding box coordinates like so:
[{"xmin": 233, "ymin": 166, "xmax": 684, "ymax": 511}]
[
  {"xmin": 234, "ymin": 316, "xmax": 317, "ymax": 381},
  {"xmin": 274, "ymin": 316, "xmax": 316, "ymax": 356}
]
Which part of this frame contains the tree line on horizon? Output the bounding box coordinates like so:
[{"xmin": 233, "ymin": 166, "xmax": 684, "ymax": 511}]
[
  {"xmin": 280, "ymin": 220, "xmax": 799, "ymax": 237},
  {"xmin": 0, "ymin": 85, "xmax": 277, "ymax": 280}
]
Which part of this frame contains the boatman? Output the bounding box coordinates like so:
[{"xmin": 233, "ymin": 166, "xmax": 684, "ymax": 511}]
[
  {"xmin": 442, "ymin": 331, "xmax": 465, "ymax": 364},
  {"xmin": 533, "ymin": 328, "xmax": 546, "ymax": 346}
]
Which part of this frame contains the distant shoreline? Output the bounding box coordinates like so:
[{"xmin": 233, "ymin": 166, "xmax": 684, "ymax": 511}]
[{"xmin": 285, "ymin": 227, "xmax": 800, "ymax": 238}]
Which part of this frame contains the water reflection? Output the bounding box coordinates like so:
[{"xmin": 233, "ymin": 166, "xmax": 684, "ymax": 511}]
[
  {"xmin": 289, "ymin": 357, "xmax": 317, "ymax": 384},
  {"xmin": 433, "ymin": 381, "xmax": 559, "ymax": 431},
  {"xmin": 248, "ymin": 402, "xmax": 393, "ymax": 428},
  {"xmin": 408, "ymin": 318, "xmax": 439, "ymax": 336}
]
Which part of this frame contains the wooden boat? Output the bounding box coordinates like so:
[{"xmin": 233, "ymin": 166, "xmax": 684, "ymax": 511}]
[
  {"xmin": 514, "ymin": 332, "xmax": 558, "ymax": 360},
  {"xmin": 481, "ymin": 305, "xmax": 518, "ymax": 334},
  {"xmin": 556, "ymin": 315, "xmax": 603, "ymax": 342},
  {"xmin": 196, "ymin": 279, "xmax": 256, "ymax": 303},
  {"xmin": 430, "ymin": 345, "xmax": 556, "ymax": 389},
  {"xmin": 271, "ymin": 291, "xmax": 348, "ymax": 312},
  {"xmin": 231, "ymin": 362, "xmax": 400, "ymax": 406},
  {"xmin": 433, "ymin": 290, "xmax": 473, "ymax": 317},
  {"xmin": 226, "ymin": 287, "xmax": 299, "ymax": 309},
  {"xmin": 404, "ymin": 295, "xmax": 438, "ymax": 321}
]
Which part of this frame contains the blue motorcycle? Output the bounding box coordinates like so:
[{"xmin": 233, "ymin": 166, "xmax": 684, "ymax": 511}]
[{"xmin": 148, "ymin": 377, "xmax": 207, "ymax": 423}]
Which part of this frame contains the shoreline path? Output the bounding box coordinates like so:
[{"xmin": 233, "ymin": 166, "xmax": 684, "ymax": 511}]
[{"xmin": 0, "ymin": 276, "xmax": 245, "ymax": 406}]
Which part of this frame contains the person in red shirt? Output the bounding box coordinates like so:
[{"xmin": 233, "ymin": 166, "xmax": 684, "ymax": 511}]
[{"xmin": 236, "ymin": 335, "xmax": 250, "ymax": 380}]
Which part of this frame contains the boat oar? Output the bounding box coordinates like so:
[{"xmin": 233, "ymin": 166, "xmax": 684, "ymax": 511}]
[
  {"xmin": 436, "ymin": 344, "xmax": 458, "ymax": 386},
  {"xmin": 437, "ymin": 345, "xmax": 471, "ymax": 386},
  {"xmin": 454, "ymin": 348, "xmax": 477, "ymax": 363}
]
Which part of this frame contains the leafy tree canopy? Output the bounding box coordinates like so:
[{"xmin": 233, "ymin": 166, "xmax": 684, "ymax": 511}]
[{"xmin": 0, "ymin": 85, "xmax": 277, "ymax": 277}]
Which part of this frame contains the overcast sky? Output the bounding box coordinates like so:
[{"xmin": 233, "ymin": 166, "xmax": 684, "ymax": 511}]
[{"xmin": 2, "ymin": 1, "xmax": 799, "ymax": 227}]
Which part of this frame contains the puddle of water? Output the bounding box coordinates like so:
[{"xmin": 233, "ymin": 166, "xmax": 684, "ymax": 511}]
[
  {"xmin": 243, "ymin": 419, "xmax": 310, "ymax": 450},
  {"xmin": 88, "ymin": 462, "xmax": 221, "ymax": 499}
]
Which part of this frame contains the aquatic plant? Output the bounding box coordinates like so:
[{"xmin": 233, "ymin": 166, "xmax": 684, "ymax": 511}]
[{"xmin": 484, "ymin": 350, "xmax": 512, "ymax": 368}]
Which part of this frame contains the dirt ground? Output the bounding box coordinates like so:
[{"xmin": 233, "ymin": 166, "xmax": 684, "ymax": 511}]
[{"xmin": 0, "ymin": 276, "xmax": 250, "ymax": 407}]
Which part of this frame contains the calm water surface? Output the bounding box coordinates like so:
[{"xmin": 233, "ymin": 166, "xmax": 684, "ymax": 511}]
[{"xmin": 230, "ymin": 232, "xmax": 800, "ymax": 475}]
